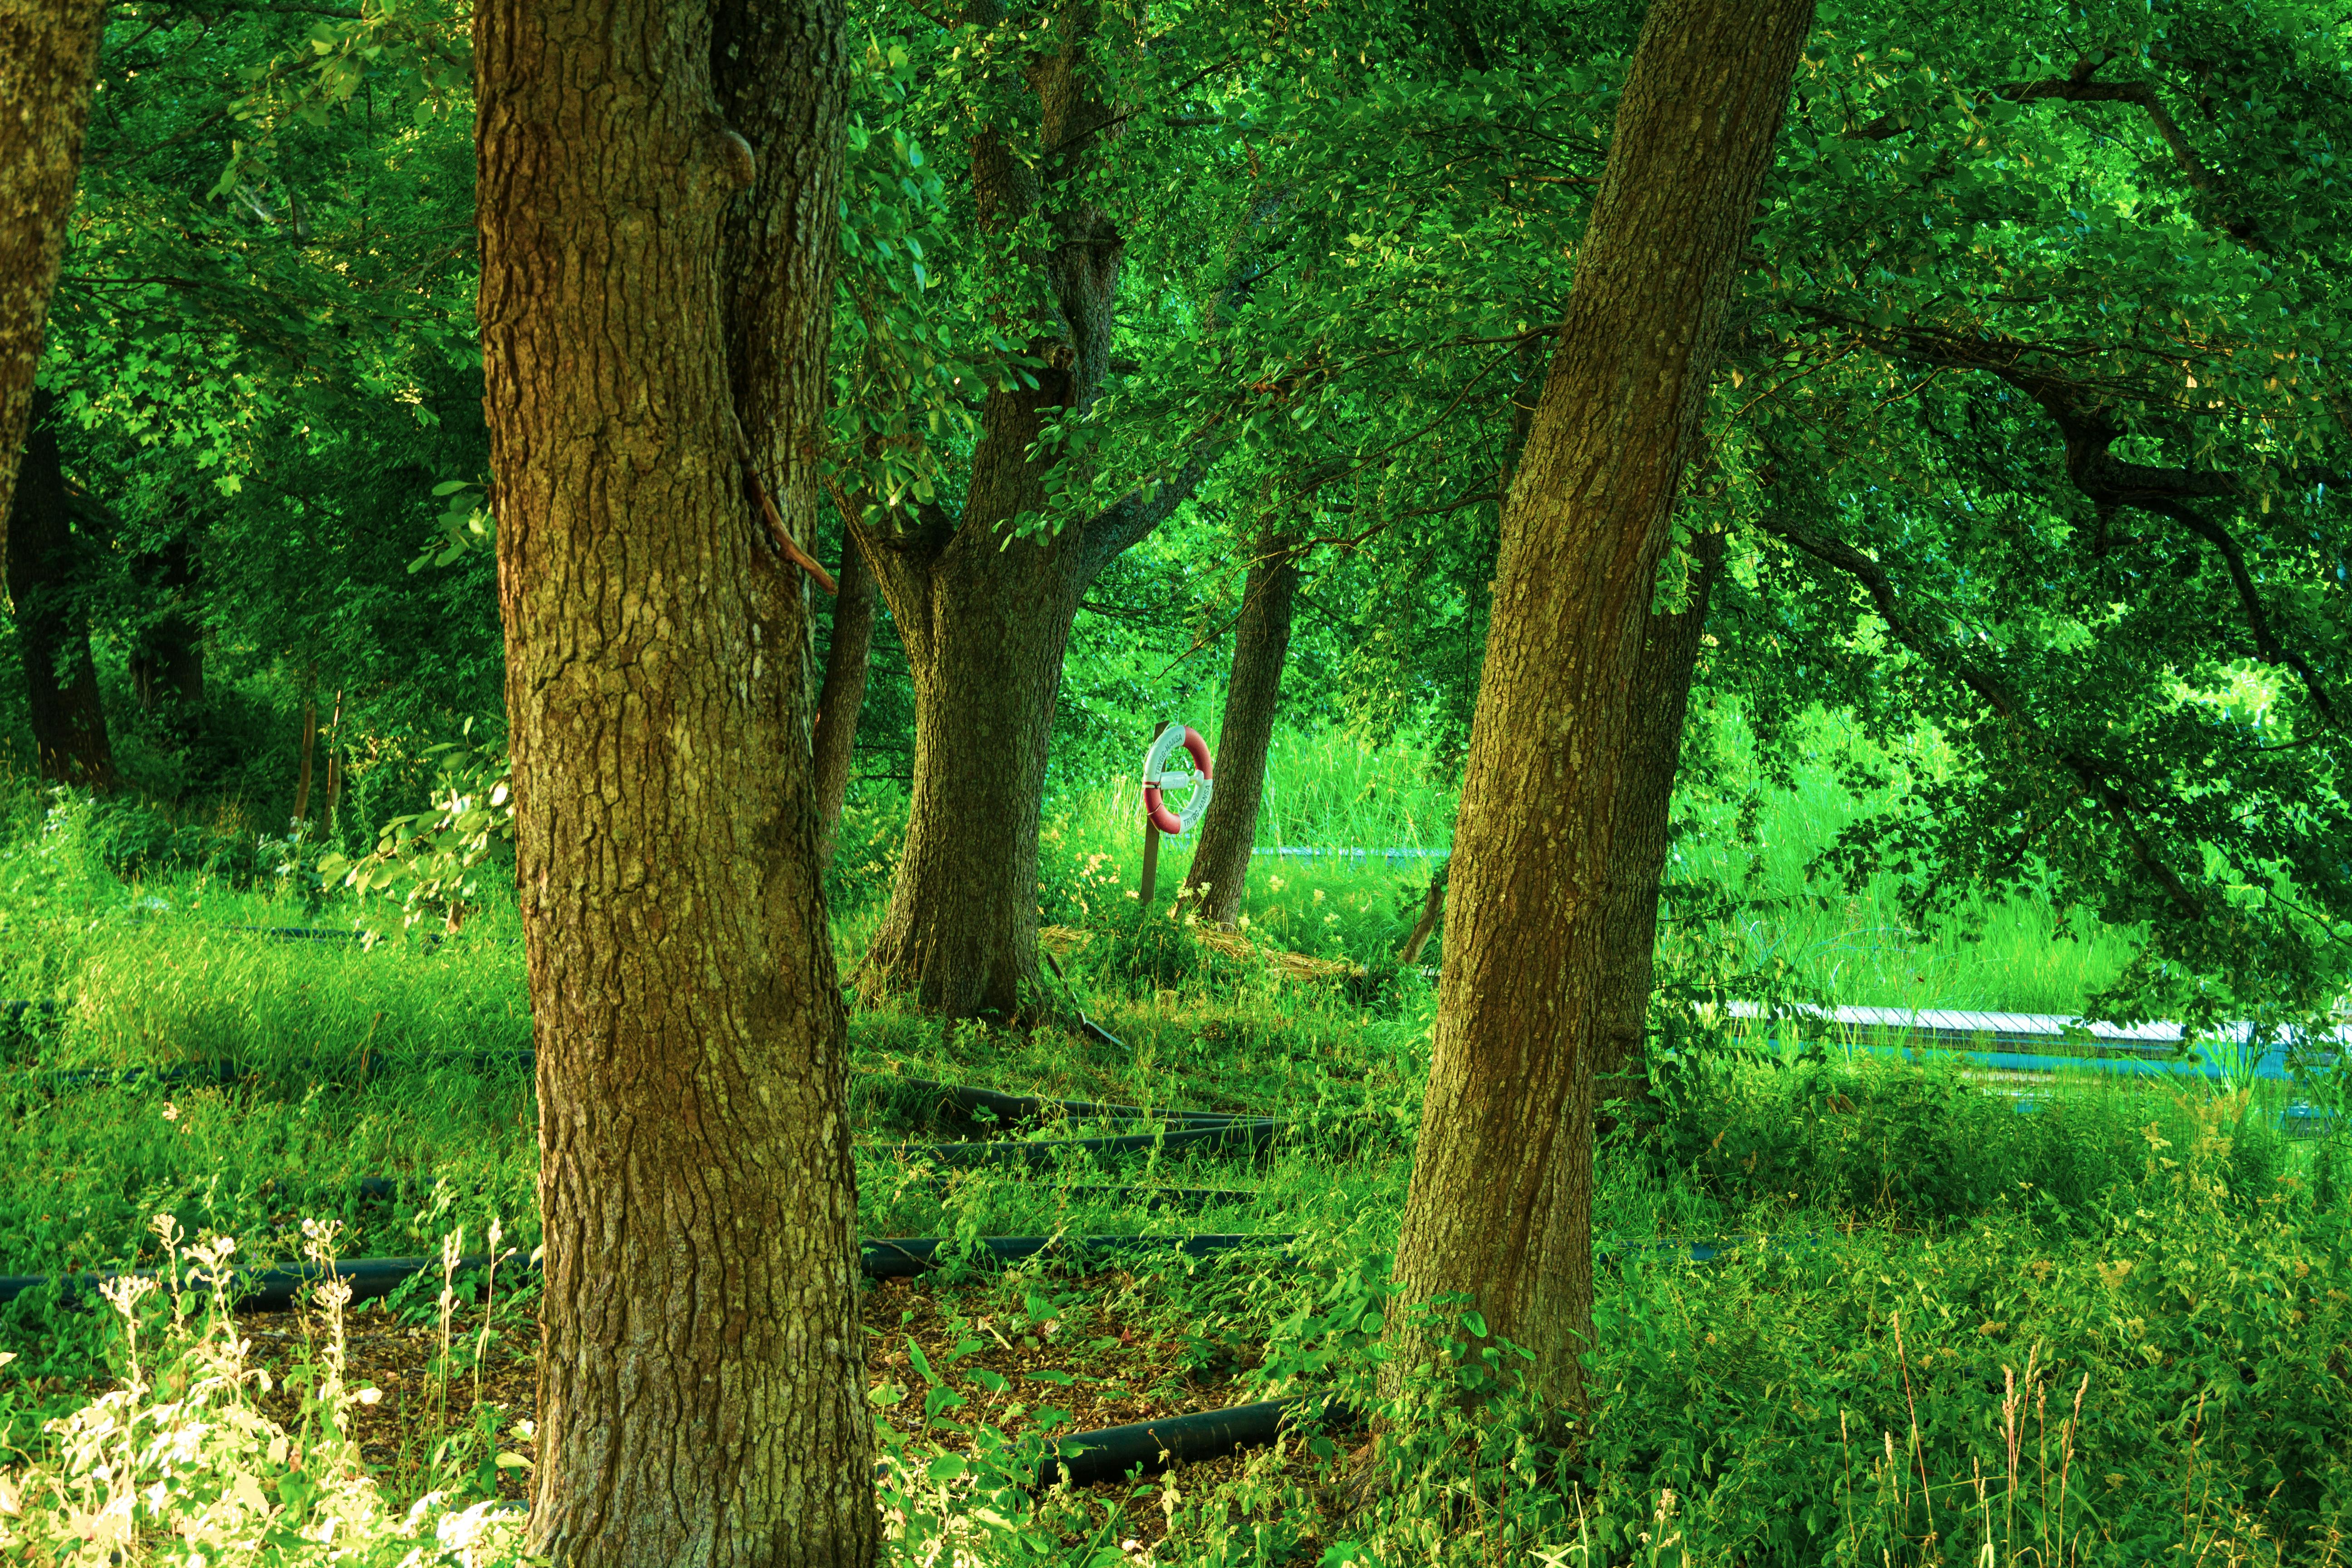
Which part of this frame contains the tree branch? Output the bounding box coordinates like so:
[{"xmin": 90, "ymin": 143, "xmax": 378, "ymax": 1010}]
[
  {"xmin": 1290, "ymin": 489, "xmax": 1502, "ymax": 553},
  {"xmin": 1849, "ymin": 64, "xmax": 2255, "ymax": 247},
  {"xmin": 2164, "ymin": 502, "xmax": 2343, "ymax": 731},
  {"xmin": 1072, "ymin": 435, "xmax": 1229, "ymax": 588},
  {"xmin": 753, "ymin": 472, "xmax": 836, "ymax": 593},
  {"xmin": 1756, "ymin": 507, "xmax": 2205, "ymax": 919},
  {"xmin": 1042, "ymin": 54, "xmax": 1240, "ymax": 160},
  {"xmin": 83, "ymin": 104, "xmax": 235, "ymax": 172},
  {"xmin": 1820, "ymin": 312, "xmax": 2344, "ymax": 731}
]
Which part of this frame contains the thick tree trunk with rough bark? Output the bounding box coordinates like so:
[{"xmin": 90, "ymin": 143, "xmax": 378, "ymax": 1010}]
[
  {"xmin": 474, "ymin": 0, "xmax": 872, "ymax": 1563},
  {"xmin": 1181, "ymin": 527, "xmax": 1298, "ymax": 924},
  {"xmin": 1591, "ymin": 531, "xmax": 1725, "ymax": 1132},
  {"xmin": 0, "ymin": 0, "xmax": 107, "ymax": 558},
  {"xmin": 860, "ymin": 523, "xmax": 1080, "ymax": 1015},
  {"xmin": 812, "ymin": 523, "xmax": 875, "ymax": 867},
  {"xmin": 5, "ymin": 395, "xmax": 113, "ymax": 789},
  {"xmin": 1388, "ymin": 0, "xmax": 1813, "ymax": 1417},
  {"xmin": 128, "ymin": 533, "xmax": 204, "ymax": 720},
  {"xmin": 854, "ymin": 4, "xmax": 1215, "ymax": 1018}
]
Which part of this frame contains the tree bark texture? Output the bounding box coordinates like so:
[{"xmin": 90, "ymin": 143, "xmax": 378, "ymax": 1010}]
[
  {"xmin": 859, "ymin": 526, "xmax": 1084, "ymax": 1016},
  {"xmin": 473, "ymin": 0, "xmax": 872, "ymax": 1563},
  {"xmin": 293, "ymin": 686, "xmax": 317, "ymax": 825},
  {"xmin": 853, "ymin": 3, "xmax": 1209, "ymax": 1017},
  {"xmin": 1387, "ymin": 0, "xmax": 1813, "ymax": 1417},
  {"xmin": 4, "ymin": 393, "xmax": 114, "ymax": 790},
  {"xmin": 1181, "ymin": 527, "xmax": 1299, "ymax": 924},
  {"xmin": 0, "ymin": 0, "xmax": 107, "ymax": 562},
  {"xmin": 810, "ymin": 522, "xmax": 875, "ymax": 867},
  {"xmin": 128, "ymin": 532, "xmax": 204, "ymax": 718},
  {"xmin": 1591, "ymin": 530, "xmax": 1725, "ymax": 1131}
]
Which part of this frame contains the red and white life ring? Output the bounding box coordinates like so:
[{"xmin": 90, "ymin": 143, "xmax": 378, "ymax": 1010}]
[{"xmin": 1142, "ymin": 723, "xmax": 1215, "ymax": 835}]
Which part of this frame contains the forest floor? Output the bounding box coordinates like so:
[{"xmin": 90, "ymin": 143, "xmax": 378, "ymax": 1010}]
[
  {"xmin": 224, "ymin": 1265, "xmax": 1320, "ymax": 1548},
  {"xmin": 2, "ymin": 774, "xmax": 2347, "ymax": 1562}
]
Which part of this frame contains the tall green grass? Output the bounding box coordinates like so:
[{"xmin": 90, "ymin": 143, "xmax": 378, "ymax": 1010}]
[
  {"xmin": 1669, "ymin": 707, "xmax": 2140, "ymax": 1015},
  {"xmin": 6, "ymin": 717, "xmax": 2347, "ymax": 1564},
  {"xmin": 989, "ymin": 707, "xmax": 2138, "ymax": 1016}
]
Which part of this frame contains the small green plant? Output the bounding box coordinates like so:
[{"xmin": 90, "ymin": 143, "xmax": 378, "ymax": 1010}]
[
  {"xmin": 1093, "ymin": 899, "xmax": 1203, "ymax": 990},
  {"xmin": 0, "ymin": 1216, "xmax": 528, "ymax": 1566},
  {"xmin": 318, "ymin": 723, "xmax": 514, "ymax": 937}
]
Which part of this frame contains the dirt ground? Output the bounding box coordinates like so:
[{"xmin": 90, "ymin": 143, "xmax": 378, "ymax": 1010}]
[{"xmin": 230, "ymin": 1266, "xmax": 1351, "ymax": 1546}]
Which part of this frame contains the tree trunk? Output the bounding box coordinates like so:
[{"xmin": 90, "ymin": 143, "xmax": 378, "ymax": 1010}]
[
  {"xmin": 1591, "ymin": 530, "xmax": 1725, "ymax": 1134},
  {"xmin": 854, "ymin": 4, "xmax": 1218, "ymax": 1018},
  {"xmin": 128, "ymin": 532, "xmax": 203, "ymax": 720},
  {"xmin": 293, "ymin": 685, "xmax": 317, "ymax": 826},
  {"xmin": 4, "ymin": 393, "xmax": 114, "ymax": 790},
  {"xmin": 474, "ymin": 0, "xmax": 872, "ymax": 1563},
  {"xmin": 0, "ymin": 0, "xmax": 108, "ymax": 556},
  {"xmin": 859, "ymin": 524, "xmax": 1081, "ymax": 1017},
  {"xmin": 1387, "ymin": 0, "xmax": 1813, "ymax": 1418},
  {"xmin": 811, "ymin": 520, "xmax": 875, "ymax": 868},
  {"xmin": 1181, "ymin": 526, "xmax": 1298, "ymax": 924}
]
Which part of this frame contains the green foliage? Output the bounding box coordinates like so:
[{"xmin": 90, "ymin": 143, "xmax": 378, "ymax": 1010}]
[
  {"xmin": 317, "ymin": 724, "xmax": 512, "ymax": 937},
  {"xmin": 0, "ymin": 1220, "xmax": 529, "ymax": 1567},
  {"xmin": 1088, "ymin": 902, "xmax": 1205, "ymax": 991},
  {"xmin": 1658, "ymin": 1051, "xmax": 2292, "ymax": 1226}
]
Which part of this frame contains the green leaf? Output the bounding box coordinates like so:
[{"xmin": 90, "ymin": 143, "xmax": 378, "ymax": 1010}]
[{"xmin": 924, "ymin": 1453, "xmax": 967, "ymax": 1482}]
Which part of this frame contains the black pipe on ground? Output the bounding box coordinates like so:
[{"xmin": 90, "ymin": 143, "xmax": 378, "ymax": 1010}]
[
  {"xmin": 10, "ymin": 1060, "xmax": 238, "ymax": 1094},
  {"xmin": 1, "ymin": 1232, "xmax": 1813, "ymax": 1312},
  {"xmin": 0, "ymin": 1233, "xmax": 1298, "ymax": 1310},
  {"xmin": 887, "ymin": 1118, "xmax": 1283, "ymax": 1169},
  {"xmin": 942, "ymin": 1183, "xmax": 1258, "ymax": 1213},
  {"xmin": 221, "ymin": 926, "xmax": 366, "ymax": 943},
  {"xmin": 8, "ymin": 1049, "xmax": 535, "ymax": 1097},
  {"xmin": 1028, "ymin": 1395, "xmax": 1355, "ymax": 1490},
  {"xmin": 12, "ymin": 1063, "xmax": 1261, "ymax": 1137},
  {"xmin": 339, "ymin": 1175, "xmax": 1257, "ymax": 1213},
  {"xmin": 897, "ymin": 1077, "xmax": 1256, "ymax": 1129},
  {"xmin": 218, "ymin": 926, "xmax": 515, "ymax": 950},
  {"xmin": 861, "ymin": 1232, "xmax": 1288, "ymax": 1279}
]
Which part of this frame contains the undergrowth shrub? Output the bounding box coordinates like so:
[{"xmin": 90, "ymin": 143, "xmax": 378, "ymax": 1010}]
[
  {"xmin": 827, "ymin": 783, "xmax": 909, "ymax": 917},
  {"xmin": 882, "ymin": 1105, "xmax": 2347, "ymax": 1567},
  {"xmin": 18, "ymin": 791, "xmax": 325, "ymax": 895},
  {"xmin": 1656, "ymin": 1054, "xmax": 2290, "ymax": 1225},
  {"xmin": 1089, "ymin": 902, "xmax": 1204, "ymax": 991},
  {"xmin": 0, "ymin": 1219, "xmax": 527, "ymax": 1567}
]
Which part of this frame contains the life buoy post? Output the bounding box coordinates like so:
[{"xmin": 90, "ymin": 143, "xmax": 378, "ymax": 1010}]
[{"xmin": 1137, "ymin": 719, "xmax": 1215, "ymax": 906}]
